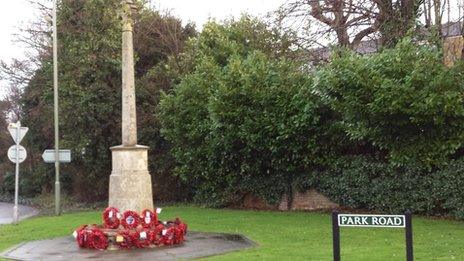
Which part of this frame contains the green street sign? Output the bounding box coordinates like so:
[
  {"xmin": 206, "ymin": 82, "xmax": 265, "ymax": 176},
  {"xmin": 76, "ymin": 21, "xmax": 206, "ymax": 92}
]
[{"xmin": 338, "ymin": 214, "xmax": 405, "ymax": 228}]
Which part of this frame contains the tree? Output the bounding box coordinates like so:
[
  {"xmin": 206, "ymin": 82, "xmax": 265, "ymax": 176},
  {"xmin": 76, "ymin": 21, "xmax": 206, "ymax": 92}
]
[
  {"xmin": 0, "ymin": 100, "xmax": 13, "ymax": 190},
  {"xmin": 276, "ymin": 0, "xmax": 421, "ymax": 49},
  {"xmin": 277, "ymin": 0, "xmax": 378, "ymax": 49},
  {"xmin": 158, "ymin": 17, "xmax": 346, "ymax": 207},
  {"xmin": 1, "ymin": 0, "xmax": 196, "ymax": 201},
  {"xmin": 314, "ymin": 39, "xmax": 464, "ymax": 166},
  {"xmin": 374, "ymin": 0, "xmax": 419, "ymax": 47}
]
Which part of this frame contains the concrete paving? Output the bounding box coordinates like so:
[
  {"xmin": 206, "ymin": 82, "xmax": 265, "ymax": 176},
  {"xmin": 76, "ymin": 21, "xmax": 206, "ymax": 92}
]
[
  {"xmin": 1, "ymin": 231, "xmax": 257, "ymax": 260},
  {"xmin": 0, "ymin": 202, "xmax": 39, "ymax": 225}
]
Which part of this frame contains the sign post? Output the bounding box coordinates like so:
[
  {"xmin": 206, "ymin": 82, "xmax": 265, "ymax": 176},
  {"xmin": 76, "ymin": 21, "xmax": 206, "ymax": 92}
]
[
  {"xmin": 42, "ymin": 150, "xmax": 71, "ymax": 163},
  {"xmin": 332, "ymin": 211, "xmax": 413, "ymax": 261},
  {"xmin": 405, "ymin": 211, "xmax": 413, "ymax": 261},
  {"xmin": 52, "ymin": 0, "xmax": 61, "ymax": 216},
  {"xmin": 7, "ymin": 122, "xmax": 28, "ymax": 225},
  {"xmin": 332, "ymin": 211, "xmax": 340, "ymax": 261}
]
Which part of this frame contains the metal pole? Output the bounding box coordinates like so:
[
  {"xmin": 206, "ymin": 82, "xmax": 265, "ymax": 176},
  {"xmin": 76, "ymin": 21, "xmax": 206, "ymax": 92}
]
[
  {"xmin": 13, "ymin": 124, "xmax": 20, "ymax": 224},
  {"xmin": 53, "ymin": 0, "xmax": 61, "ymax": 216},
  {"xmin": 332, "ymin": 210, "xmax": 341, "ymax": 261}
]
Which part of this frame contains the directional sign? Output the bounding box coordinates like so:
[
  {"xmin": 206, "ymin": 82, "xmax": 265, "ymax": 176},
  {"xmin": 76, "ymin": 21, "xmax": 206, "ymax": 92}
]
[
  {"xmin": 42, "ymin": 149, "xmax": 72, "ymax": 163},
  {"xmin": 8, "ymin": 126, "xmax": 28, "ymax": 144},
  {"xmin": 332, "ymin": 211, "xmax": 414, "ymax": 261},
  {"xmin": 338, "ymin": 214, "xmax": 405, "ymax": 228},
  {"xmin": 8, "ymin": 145, "xmax": 27, "ymax": 163}
]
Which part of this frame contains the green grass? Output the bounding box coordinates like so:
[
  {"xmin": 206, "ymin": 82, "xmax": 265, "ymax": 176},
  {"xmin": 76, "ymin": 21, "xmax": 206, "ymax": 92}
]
[{"xmin": 0, "ymin": 206, "xmax": 463, "ymax": 260}]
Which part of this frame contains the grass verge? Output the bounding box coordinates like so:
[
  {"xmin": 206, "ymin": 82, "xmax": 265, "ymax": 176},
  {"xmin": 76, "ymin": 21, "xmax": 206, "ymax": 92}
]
[{"xmin": 0, "ymin": 206, "xmax": 463, "ymax": 260}]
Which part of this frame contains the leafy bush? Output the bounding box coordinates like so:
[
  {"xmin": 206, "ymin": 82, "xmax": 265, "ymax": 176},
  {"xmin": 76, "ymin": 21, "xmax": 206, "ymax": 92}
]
[
  {"xmin": 159, "ymin": 53, "xmax": 317, "ymax": 206},
  {"xmin": 160, "ymin": 23, "xmax": 464, "ymax": 213},
  {"xmin": 315, "ymin": 39, "xmax": 464, "ymax": 166},
  {"xmin": 158, "ymin": 18, "xmax": 345, "ymax": 206},
  {"xmin": 296, "ymin": 156, "xmax": 464, "ymax": 219}
]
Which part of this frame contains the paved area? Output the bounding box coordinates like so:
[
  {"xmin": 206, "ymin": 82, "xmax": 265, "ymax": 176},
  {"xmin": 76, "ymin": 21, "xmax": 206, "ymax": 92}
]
[
  {"xmin": 0, "ymin": 202, "xmax": 39, "ymax": 225},
  {"xmin": 1, "ymin": 231, "xmax": 256, "ymax": 260}
]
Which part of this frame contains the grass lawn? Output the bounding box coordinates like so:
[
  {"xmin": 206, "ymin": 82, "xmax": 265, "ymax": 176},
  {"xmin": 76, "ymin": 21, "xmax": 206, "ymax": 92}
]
[{"xmin": 0, "ymin": 206, "xmax": 463, "ymax": 260}]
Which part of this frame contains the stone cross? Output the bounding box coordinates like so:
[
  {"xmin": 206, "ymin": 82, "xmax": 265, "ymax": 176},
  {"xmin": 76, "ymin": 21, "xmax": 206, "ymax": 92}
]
[
  {"xmin": 121, "ymin": 0, "xmax": 138, "ymax": 146},
  {"xmin": 108, "ymin": 0, "xmax": 154, "ymax": 212}
]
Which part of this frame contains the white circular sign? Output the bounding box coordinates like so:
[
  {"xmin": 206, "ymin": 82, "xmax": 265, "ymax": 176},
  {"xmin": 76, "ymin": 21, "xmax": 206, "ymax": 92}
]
[{"xmin": 8, "ymin": 145, "xmax": 27, "ymax": 163}]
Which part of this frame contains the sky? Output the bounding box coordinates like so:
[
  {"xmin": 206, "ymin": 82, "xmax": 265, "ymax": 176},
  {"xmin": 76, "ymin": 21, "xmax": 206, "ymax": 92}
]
[
  {"xmin": 0, "ymin": 0, "xmax": 283, "ymax": 63},
  {"xmin": 0, "ymin": 0, "xmax": 284, "ymax": 97},
  {"xmin": 0, "ymin": 0, "xmax": 461, "ymax": 97}
]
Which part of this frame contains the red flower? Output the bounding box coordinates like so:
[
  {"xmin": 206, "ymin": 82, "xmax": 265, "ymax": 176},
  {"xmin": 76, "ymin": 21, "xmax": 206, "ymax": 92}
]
[
  {"xmin": 116, "ymin": 230, "xmax": 133, "ymax": 249},
  {"xmin": 121, "ymin": 210, "xmax": 140, "ymax": 229},
  {"xmin": 140, "ymin": 209, "xmax": 157, "ymax": 228},
  {"xmin": 88, "ymin": 228, "xmax": 108, "ymax": 250},
  {"xmin": 132, "ymin": 229, "xmax": 151, "ymax": 248},
  {"xmin": 75, "ymin": 225, "xmax": 88, "ymax": 248},
  {"xmin": 102, "ymin": 207, "xmax": 120, "ymax": 229}
]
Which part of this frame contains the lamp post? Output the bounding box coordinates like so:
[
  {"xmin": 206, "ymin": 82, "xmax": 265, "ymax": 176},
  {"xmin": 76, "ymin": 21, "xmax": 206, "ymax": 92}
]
[{"xmin": 52, "ymin": 0, "xmax": 61, "ymax": 216}]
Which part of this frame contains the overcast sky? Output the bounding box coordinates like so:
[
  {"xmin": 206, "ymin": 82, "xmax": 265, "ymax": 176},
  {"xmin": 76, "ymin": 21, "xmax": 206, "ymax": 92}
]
[
  {"xmin": 0, "ymin": 0, "xmax": 283, "ymax": 97},
  {"xmin": 0, "ymin": 0, "xmax": 283, "ymax": 63},
  {"xmin": 0, "ymin": 0, "xmax": 461, "ymax": 97}
]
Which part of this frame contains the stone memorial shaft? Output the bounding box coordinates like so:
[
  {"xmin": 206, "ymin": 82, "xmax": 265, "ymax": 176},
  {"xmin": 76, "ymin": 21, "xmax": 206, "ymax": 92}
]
[{"xmin": 108, "ymin": 0, "xmax": 154, "ymax": 212}]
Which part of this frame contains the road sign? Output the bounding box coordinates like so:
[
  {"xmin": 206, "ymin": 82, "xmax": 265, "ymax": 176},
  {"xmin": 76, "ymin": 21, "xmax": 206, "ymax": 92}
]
[
  {"xmin": 7, "ymin": 122, "xmax": 28, "ymax": 225},
  {"xmin": 8, "ymin": 125, "xmax": 28, "ymax": 144},
  {"xmin": 338, "ymin": 214, "xmax": 405, "ymax": 228},
  {"xmin": 332, "ymin": 211, "xmax": 413, "ymax": 261},
  {"xmin": 7, "ymin": 145, "xmax": 27, "ymax": 163},
  {"xmin": 42, "ymin": 149, "xmax": 71, "ymax": 163}
]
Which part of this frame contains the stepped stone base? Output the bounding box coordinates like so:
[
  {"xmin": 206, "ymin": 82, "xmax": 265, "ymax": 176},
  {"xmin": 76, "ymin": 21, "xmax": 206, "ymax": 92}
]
[
  {"xmin": 109, "ymin": 145, "xmax": 154, "ymax": 212},
  {"xmin": 1, "ymin": 232, "xmax": 256, "ymax": 261}
]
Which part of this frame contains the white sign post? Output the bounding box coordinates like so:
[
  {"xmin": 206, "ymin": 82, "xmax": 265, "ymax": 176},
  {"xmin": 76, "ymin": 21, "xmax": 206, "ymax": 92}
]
[
  {"xmin": 7, "ymin": 122, "xmax": 28, "ymax": 225},
  {"xmin": 42, "ymin": 149, "xmax": 71, "ymax": 163}
]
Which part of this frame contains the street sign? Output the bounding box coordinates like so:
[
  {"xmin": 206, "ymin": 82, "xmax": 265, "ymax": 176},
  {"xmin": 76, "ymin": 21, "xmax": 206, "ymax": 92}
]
[
  {"xmin": 7, "ymin": 122, "xmax": 28, "ymax": 225},
  {"xmin": 42, "ymin": 149, "xmax": 71, "ymax": 163},
  {"xmin": 332, "ymin": 211, "xmax": 413, "ymax": 261},
  {"xmin": 8, "ymin": 125, "xmax": 28, "ymax": 144},
  {"xmin": 7, "ymin": 145, "xmax": 27, "ymax": 163},
  {"xmin": 338, "ymin": 214, "xmax": 405, "ymax": 228}
]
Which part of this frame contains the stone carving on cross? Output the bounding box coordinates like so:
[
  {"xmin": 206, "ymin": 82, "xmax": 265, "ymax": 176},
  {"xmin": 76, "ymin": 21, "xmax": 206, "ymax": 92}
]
[{"xmin": 121, "ymin": 0, "xmax": 139, "ymax": 24}]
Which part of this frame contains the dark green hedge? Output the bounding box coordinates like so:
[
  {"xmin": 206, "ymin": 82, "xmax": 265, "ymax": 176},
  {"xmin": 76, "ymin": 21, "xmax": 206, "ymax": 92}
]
[
  {"xmin": 296, "ymin": 156, "xmax": 464, "ymax": 219},
  {"xmin": 158, "ymin": 19, "xmax": 464, "ymax": 217}
]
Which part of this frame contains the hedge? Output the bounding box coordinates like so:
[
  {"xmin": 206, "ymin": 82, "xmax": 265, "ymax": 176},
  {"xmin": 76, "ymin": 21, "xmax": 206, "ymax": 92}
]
[{"xmin": 296, "ymin": 156, "xmax": 464, "ymax": 219}]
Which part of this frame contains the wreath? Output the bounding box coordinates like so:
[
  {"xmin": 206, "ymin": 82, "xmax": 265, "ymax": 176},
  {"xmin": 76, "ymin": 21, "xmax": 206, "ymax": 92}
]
[
  {"xmin": 140, "ymin": 209, "xmax": 157, "ymax": 228},
  {"xmin": 74, "ymin": 225, "xmax": 88, "ymax": 248},
  {"xmin": 152, "ymin": 223, "xmax": 165, "ymax": 245},
  {"xmin": 159, "ymin": 227, "xmax": 176, "ymax": 246},
  {"xmin": 132, "ymin": 229, "xmax": 152, "ymax": 248},
  {"xmin": 102, "ymin": 207, "xmax": 120, "ymax": 229},
  {"xmin": 74, "ymin": 208, "xmax": 187, "ymax": 250},
  {"xmin": 115, "ymin": 230, "xmax": 133, "ymax": 249},
  {"xmin": 88, "ymin": 228, "xmax": 108, "ymax": 250},
  {"xmin": 175, "ymin": 217, "xmax": 188, "ymax": 235},
  {"xmin": 121, "ymin": 210, "xmax": 140, "ymax": 229}
]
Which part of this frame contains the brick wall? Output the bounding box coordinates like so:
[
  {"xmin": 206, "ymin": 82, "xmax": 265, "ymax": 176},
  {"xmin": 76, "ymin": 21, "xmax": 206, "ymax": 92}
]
[
  {"xmin": 288, "ymin": 188, "xmax": 339, "ymax": 211},
  {"xmin": 243, "ymin": 188, "xmax": 339, "ymax": 211},
  {"xmin": 444, "ymin": 36, "xmax": 464, "ymax": 67},
  {"xmin": 242, "ymin": 193, "xmax": 278, "ymax": 210}
]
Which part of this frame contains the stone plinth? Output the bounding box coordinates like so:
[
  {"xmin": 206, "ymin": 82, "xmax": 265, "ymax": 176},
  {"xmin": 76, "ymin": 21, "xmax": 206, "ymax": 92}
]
[
  {"xmin": 1, "ymin": 232, "xmax": 256, "ymax": 261},
  {"xmin": 109, "ymin": 145, "xmax": 153, "ymax": 212}
]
